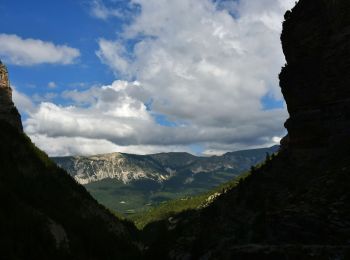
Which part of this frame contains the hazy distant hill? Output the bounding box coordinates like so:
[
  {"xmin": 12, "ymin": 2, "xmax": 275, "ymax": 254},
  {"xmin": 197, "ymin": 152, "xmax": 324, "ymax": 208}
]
[{"xmin": 52, "ymin": 146, "xmax": 278, "ymax": 214}]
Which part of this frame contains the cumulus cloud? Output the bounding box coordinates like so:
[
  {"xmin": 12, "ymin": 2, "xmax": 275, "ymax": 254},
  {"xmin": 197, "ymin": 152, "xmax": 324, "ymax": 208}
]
[
  {"xmin": 25, "ymin": 81, "xmax": 151, "ymax": 144},
  {"xmin": 23, "ymin": 80, "xmax": 286, "ymax": 155},
  {"xmin": 97, "ymin": 0, "xmax": 295, "ymax": 118},
  {"xmin": 0, "ymin": 34, "xmax": 80, "ymax": 65},
  {"xmin": 22, "ymin": 0, "xmax": 295, "ymax": 156},
  {"xmin": 95, "ymin": 1, "xmax": 294, "ymax": 139}
]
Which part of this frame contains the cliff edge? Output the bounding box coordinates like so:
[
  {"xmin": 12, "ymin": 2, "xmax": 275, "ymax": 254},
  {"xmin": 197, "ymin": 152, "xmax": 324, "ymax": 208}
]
[
  {"xmin": 280, "ymin": 0, "xmax": 350, "ymax": 154},
  {"xmin": 0, "ymin": 61, "xmax": 23, "ymax": 132}
]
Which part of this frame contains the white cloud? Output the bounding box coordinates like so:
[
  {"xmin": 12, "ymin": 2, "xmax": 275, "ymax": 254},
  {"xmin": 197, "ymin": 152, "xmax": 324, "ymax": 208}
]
[
  {"xmin": 272, "ymin": 136, "xmax": 282, "ymax": 144},
  {"xmin": 25, "ymin": 81, "xmax": 152, "ymax": 144},
  {"xmin": 22, "ymin": 0, "xmax": 296, "ymax": 156},
  {"xmin": 95, "ymin": 1, "xmax": 294, "ymax": 134},
  {"xmin": 12, "ymin": 86, "xmax": 36, "ymax": 114},
  {"xmin": 22, "ymin": 80, "xmax": 286, "ymax": 155},
  {"xmin": 0, "ymin": 34, "xmax": 80, "ymax": 66},
  {"xmin": 30, "ymin": 134, "xmax": 194, "ymax": 157},
  {"xmin": 90, "ymin": 0, "xmax": 122, "ymax": 20},
  {"xmin": 96, "ymin": 39, "xmax": 131, "ymax": 77},
  {"xmin": 97, "ymin": 0, "xmax": 295, "ymax": 114}
]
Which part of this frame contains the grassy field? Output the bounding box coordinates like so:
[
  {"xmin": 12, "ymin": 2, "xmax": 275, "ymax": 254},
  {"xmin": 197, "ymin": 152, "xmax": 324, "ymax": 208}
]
[{"xmin": 86, "ymin": 179, "xmax": 154, "ymax": 214}]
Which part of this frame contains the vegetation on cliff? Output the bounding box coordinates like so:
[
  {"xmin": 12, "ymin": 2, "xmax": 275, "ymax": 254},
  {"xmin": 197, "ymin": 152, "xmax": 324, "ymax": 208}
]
[{"xmin": 0, "ymin": 121, "xmax": 140, "ymax": 259}]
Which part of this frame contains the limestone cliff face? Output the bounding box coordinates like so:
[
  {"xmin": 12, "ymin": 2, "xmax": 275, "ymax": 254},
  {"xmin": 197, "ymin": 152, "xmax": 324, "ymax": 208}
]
[
  {"xmin": 0, "ymin": 61, "xmax": 23, "ymax": 132},
  {"xmin": 280, "ymin": 0, "xmax": 350, "ymax": 152}
]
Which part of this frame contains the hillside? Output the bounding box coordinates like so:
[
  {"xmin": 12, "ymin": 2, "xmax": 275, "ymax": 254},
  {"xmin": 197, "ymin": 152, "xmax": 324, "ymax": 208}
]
[
  {"xmin": 0, "ymin": 121, "xmax": 141, "ymax": 259},
  {"xmin": 52, "ymin": 146, "xmax": 278, "ymax": 214},
  {"xmin": 0, "ymin": 63, "xmax": 140, "ymax": 259}
]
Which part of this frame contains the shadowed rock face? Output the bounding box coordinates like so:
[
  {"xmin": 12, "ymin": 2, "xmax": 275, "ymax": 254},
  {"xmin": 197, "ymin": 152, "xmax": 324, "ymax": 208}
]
[
  {"xmin": 280, "ymin": 0, "xmax": 350, "ymax": 152},
  {"xmin": 0, "ymin": 61, "xmax": 23, "ymax": 132}
]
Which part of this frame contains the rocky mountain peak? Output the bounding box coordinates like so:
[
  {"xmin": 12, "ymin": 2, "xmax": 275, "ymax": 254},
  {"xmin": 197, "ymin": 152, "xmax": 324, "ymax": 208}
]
[
  {"xmin": 0, "ymin": 60, "xmax": 23, "ymax": 132},
  {"xmin": 280, "ymin": 0, "xmax": 350, "ymax": 155}
]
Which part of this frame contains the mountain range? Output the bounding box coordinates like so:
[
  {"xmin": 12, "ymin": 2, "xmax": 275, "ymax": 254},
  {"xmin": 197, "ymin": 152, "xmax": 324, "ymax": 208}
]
[{"xmin": 52, "ymin": 146, "xmax": 278, "ymax": 214}]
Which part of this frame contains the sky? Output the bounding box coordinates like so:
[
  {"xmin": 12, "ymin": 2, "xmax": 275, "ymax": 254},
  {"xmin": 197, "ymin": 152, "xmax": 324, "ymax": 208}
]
[{"xmin": 0, "ymin": 0, "xmax": 296, "ymax": 156}]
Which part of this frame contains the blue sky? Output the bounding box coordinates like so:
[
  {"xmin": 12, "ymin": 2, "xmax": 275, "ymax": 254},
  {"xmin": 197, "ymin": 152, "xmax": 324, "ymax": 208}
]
[
  {"xmin": 0, "ymin": 0, "xmax": 294, "ymax": 156},
  {"xmin": 1, "ymin": 0, "xmax": 118, "ymax": 96}
]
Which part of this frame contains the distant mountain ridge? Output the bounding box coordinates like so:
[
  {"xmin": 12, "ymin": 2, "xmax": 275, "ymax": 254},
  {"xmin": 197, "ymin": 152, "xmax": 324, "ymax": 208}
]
[
  {"xmin": 52, "ymin": 146, "xmax": 279, "ymax": 214},
  {"xmin": 52, "ymin": 146, "xmax": 279, "ymax": 186},
  {"xmin": 52, "ymin": 146, "xmax": 279, "ymax": 185}
]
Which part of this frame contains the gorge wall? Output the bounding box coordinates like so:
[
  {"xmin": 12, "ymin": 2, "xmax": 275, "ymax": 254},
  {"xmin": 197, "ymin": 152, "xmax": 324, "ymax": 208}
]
[{"xmin": 280, "ymin": 0, "xmax": 350, "ymax": 153}]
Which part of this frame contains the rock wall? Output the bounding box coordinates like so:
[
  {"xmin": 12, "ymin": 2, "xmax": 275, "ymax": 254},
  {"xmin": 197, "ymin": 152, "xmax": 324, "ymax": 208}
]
[
  {"xmin": 280, "ymin": 0, "xmax": 350, "ymax": 153},
  {"xmin": 0, "ymin": 61, "xmax": 23, "ymax": 132}
]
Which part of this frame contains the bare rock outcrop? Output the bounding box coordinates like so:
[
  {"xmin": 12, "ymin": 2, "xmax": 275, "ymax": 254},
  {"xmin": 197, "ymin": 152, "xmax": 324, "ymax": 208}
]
[{"xmin": 0, "ymin": 60, "xmax": 23, "ymax": 132}]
